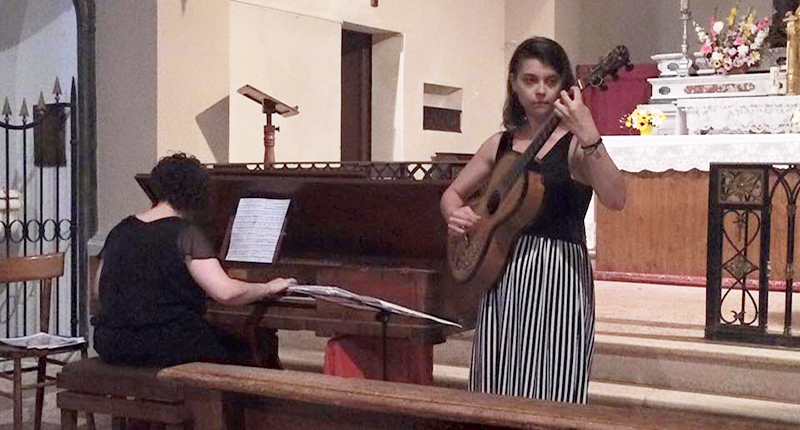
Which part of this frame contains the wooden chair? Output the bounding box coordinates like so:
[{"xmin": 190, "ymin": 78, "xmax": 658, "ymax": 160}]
[{"xmin": 0, "ymin": 252, "xmax": 91, "ymax": 430}]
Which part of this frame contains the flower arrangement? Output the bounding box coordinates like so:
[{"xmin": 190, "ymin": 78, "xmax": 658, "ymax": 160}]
[
  {"xmin": 622, "ymin": 107, "xmax": 665, "ymax": 136},
  {"xmin": 693, "ymin": 7, "xmax": 770, "ymax": 74}
]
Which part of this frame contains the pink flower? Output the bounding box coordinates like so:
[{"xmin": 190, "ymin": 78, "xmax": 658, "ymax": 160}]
[
  {"xmin": 701, "ymin": 43, "xmax": 713, "ymax": 54},
  {"xmin": 735, "ymin": 37, "xmax": 745, "ymax": 46}
]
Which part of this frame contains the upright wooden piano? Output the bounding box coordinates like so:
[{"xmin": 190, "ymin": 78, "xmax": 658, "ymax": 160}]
[{"xmin": 136, "ymin": 161, "xmax": 475, "ymax": 383}]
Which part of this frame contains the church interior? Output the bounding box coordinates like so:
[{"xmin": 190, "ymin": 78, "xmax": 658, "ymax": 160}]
[{"xmin": 1, "ymin": 0, "xmax": 800, "ymax": 428}]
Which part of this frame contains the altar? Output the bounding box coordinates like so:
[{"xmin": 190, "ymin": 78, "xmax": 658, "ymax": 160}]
[{"xmin": 591, "ymin": 134, "xmax": 800, "ymax": 284}]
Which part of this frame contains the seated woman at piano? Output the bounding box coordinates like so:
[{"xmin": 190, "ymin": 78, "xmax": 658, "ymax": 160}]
[
  {"xmin": 91, "ymin": 153, "xmax": 296, "ymax": 367},
  {"xmin": 440, "ymin": 37, "xmax": 626, "ymax": 403}
]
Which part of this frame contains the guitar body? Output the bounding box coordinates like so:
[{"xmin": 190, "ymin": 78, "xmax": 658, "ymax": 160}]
[{"xmin": 447, "ymin": 151, "xmax": 545, "ymax": 293}]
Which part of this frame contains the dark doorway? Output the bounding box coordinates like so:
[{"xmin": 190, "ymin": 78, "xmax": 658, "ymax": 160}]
[{"xmin": 341, "ymin": 29, "xmax": 372, "ymax": 161}]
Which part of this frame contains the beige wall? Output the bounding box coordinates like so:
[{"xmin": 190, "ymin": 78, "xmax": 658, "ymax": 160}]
[
  {"xmin": 157, "ymin": 0, "xmax": 230, "ymax": 162},
  {"xmin": 95, "ymin": 0, "xmax": 158, "ymax": 232},
  {"xmin": 228, "ymin": 3, "xmax": 342, "ymax": 162},
  {"xmin": 93, "ymin": 0, "xmax": 781, "ymax": 232},
  {"xmin": 228, "ymin": 0, "xmax": 507, "ymax": 162}
]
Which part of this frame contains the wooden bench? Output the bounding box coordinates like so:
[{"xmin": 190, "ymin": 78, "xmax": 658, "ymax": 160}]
[
  {"xmin": 158, "ymin": 362, "xmax": 790, "ymax": 430},
  {"xmin": 57, "ymin": 357, "xmax": 192, "ymax": 429}
]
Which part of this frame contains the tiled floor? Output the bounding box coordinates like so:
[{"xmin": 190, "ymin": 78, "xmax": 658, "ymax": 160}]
[{"xmin": 0, "ymin": 385, "xmax": 109, "ymax": 429}]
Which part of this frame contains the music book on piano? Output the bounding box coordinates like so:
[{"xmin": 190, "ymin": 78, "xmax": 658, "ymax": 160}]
[
  {"xmin": 223, "ymin": 197, "xmax": 291, "ymax": 264},
  {"xmin": 287, "ymin": 285, "xmax": 461, "ymax": 328}
]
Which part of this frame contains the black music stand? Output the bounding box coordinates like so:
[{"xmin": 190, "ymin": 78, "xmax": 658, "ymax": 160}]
[{"xmin": 237, "ymin": 85, "xmax": 299, "ymax": 165}]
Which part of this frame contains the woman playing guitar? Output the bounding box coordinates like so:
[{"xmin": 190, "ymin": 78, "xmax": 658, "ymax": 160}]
[{"xmin": 440, "ymin": 37, "xmax": 626, "ymax": 403}]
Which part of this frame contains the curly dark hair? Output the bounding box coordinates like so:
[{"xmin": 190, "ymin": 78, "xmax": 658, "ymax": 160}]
[
  {"xmin": 149, "ymin": 153, "xmax": 209, "ymax": 211},
  {"xmin": 503, "ymin": 37, "xmax": 576, "ymax": 130}
]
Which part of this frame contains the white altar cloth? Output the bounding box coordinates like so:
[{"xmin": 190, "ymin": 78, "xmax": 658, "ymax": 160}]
[
  {"xmin": 676, "ymin": 95, "xmax": 800, "ymax": 135},
  {"xmin": 603, "ymin": 134, "xmax": 800, "ymax": 172}
]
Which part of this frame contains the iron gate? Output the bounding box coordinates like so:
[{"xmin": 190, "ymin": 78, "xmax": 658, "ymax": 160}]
[
  {"xmin": 707, "ymin": 162, "xmax": 800, "ymax": 346},
  {"xmin": 0, "ymin": 79, "xmax": 77, "ymax": 339}
]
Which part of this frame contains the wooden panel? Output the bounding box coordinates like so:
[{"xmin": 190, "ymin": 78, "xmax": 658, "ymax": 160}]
[
  {"xmin": 596, "ymin": 170, "xmax": 708, "ymax": 276},
  {"xmin": 596, "ymin": 169, "xmax": 798, "ymax": 281}
]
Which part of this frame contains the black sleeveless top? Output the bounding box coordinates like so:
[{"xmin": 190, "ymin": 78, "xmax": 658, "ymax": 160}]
[{"xmin": 496, "ymin": 130, "xmax": 593, "ymax": 244}]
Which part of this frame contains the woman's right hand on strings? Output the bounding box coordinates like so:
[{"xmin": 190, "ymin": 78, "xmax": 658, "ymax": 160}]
[
  {"xmin": 447, "ymin": 205, "xmax": 480, "ymax": 235},
  {"xmin": 265, "ymin": 277, "xmax": 297, "ymax": 296}
]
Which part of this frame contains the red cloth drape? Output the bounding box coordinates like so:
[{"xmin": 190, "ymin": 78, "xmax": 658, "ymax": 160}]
[
  {"xmin": 576, "ymin": 63, "xmax": 660, "ymax": 136},
  {"xmin": 324, "ymin": 336, "xmax": 433, "ymax": 385}
]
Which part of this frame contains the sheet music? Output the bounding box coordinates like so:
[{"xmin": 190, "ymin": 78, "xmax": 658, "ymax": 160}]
[
  {"xmin": 0, "ymin": 332, "xmax": 85, "ymax": 349},
  {"xmin": 225, "ymin": 198, "xmax": 290, "ymax": 264},
  {"xmin": 287, "ymin": 285, "xmax": 462, "ymax": 328}
]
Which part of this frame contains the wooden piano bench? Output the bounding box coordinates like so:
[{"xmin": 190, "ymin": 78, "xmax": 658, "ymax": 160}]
[{"xmin": 56, "ymin": 357, "xmax": 192, "ymax": 429}]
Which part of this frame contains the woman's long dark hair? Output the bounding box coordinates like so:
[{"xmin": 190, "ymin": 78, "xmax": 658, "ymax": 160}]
[{"xmin": 503, "ymin": 37, "xmax": 575, "ymax": 130}]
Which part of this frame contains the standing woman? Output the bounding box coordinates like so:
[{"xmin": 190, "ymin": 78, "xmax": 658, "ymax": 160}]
[{"xmin": 440, "ymin": 37, "xmax": 625, "ymax": 403}]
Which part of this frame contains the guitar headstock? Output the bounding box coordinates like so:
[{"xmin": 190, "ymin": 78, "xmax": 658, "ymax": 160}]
[{"xmin": 580, "ymin": 45, "xmax": 633, "ymax": 90}]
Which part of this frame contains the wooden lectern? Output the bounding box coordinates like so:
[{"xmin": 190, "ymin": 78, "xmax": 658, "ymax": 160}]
[{"xmin": 237, "ymin": 85, "xmax": 299, "ymax": 164}]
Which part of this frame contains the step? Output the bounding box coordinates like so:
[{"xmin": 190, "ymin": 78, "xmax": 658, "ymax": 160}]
[
  {"xmin": 593, "ymin": 333, "xmax": 800, "ymax": 404},
  {"xmin": 429, "ymin": 328, "xmax": 800, "ymax": 405},
  {"xmin": 278, "ymin": 347, "xmax": 800, "ymax": 427},
  {"xmin": 279, "ymin": 325, "xmax": 800, "ymax": 404}
]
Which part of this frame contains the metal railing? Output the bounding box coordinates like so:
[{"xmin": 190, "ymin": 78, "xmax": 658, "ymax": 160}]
[
  {"xmin": 0, "ymin": 79, "xmax": 77, "ymax": 338},
  {"xmin": 706, "ymin": 163, "xmax": 800, "ymax": 346}
]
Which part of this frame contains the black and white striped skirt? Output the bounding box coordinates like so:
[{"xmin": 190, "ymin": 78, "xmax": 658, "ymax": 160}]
[{"xmin": 469, "ymin": 234, "xmax": 595, "ymax": 403}]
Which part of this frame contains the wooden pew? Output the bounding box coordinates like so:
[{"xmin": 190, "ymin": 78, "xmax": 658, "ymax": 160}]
[{"xmin": 158, "ymin": 362, "xmax": 789, "ymax": 430}]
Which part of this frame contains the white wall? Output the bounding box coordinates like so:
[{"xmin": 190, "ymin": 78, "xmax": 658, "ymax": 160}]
[
  {"xmin": 0, "ymin": 1, "xmax": 76, "ymax": 117},
  {"xmin": 0, "ymin": 0, "xmax": 77, "ymax": 336}
]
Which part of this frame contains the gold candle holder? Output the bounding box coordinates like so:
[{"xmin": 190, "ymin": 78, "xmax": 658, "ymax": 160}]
[{"xmin": 786, "ymin": 9, "xmax": 800, "ymax": 95}]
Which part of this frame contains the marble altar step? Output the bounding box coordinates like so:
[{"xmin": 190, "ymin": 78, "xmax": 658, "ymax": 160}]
[
  {"xmin": 277, "ymin": 280, "xmax": 800, "ymax": 426},
  {"xmin": 277, "ymin": 339, "xmax": 800, "ymax": 426}
]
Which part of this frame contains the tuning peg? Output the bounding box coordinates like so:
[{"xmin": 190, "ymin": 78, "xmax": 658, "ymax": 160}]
[{"xmin": 625, "ymin": 63, "xmax": 635, "ymax": 72}]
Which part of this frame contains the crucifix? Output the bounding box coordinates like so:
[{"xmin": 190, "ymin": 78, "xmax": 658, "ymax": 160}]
[{"xmin": 237, "ymin": 85, "xmax": 299, "ymax": 164}]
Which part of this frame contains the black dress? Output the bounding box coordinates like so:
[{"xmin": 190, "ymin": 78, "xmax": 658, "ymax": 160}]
[
  {"xmin": 469, "ymin": 131, "xmax": 595, "ymax": 403},
  {"xmin": 92, "ymin": 216, "xmax": 248, "ymax": 366}
]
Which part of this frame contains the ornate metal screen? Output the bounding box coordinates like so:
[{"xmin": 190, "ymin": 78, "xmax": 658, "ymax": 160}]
[
  {"xmin": 0, "ymin": 80, "xmax": 77, "ymax": 338},
  {"xmin": 706, "ymin": 163, "xmax": 800, "ymax": 346}
]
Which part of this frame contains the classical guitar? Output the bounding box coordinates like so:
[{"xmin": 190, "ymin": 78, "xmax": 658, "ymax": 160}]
[{"xmin": 447, "ymin": 45, "xmax": 632, "ymax": 293}]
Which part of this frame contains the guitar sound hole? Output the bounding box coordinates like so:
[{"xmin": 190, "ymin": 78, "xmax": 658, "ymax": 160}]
[{"xmin": 487, "ymin": 190, "xmax": 501, "ymax": 215}]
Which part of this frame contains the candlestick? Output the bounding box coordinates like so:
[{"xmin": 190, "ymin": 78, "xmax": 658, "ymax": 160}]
[
  {"xmin": 677, "ymin": 0, "xmax": 692, "ymax": 77},
  {"xmin": 786, "ymin": 11, "xmax": 799, "ymax": 95}
]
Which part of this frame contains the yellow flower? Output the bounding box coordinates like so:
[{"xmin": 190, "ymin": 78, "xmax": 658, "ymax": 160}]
[{"xmin": 727, "ymin": 7, "xmax": 738, "ymax": 26}]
